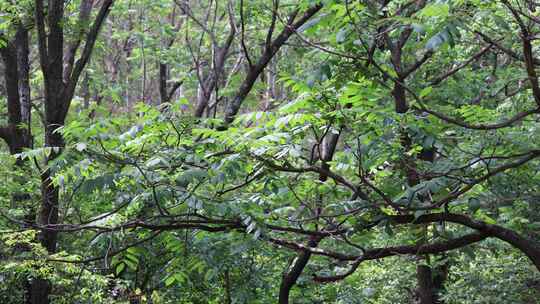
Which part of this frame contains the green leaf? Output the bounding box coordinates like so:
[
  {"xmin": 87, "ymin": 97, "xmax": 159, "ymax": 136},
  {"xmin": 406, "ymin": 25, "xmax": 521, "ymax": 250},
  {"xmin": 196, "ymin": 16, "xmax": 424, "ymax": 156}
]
[
  {"xmin": 468, "ymin": 198, "xmax": 481, "ymax": 214},
  {"xmin": 420, "ymin": 3, "xmax": 449, "ymax": 18},
  {"xmin": 164, "ymin": 275, "xmax": 176, "ymax": 287},
  {"xmin": 419, "ymin": 86, "xmax": 433, "ymax": 99},
  {"xmin": 115, "ymin": 263, "xmax": 126, "ymax": 275}
]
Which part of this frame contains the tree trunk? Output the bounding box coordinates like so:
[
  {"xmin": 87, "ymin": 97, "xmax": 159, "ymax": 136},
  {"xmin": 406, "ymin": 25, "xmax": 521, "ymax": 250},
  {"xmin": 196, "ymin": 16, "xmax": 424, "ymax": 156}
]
[
  {"xmin": 29, "ymin": 122, "xmax": 63, "ymax": 304},
  {"xmin": 0, "ymin": 41, "xmax": 23, "ymax": 154},
  {"xmin": 38, "ymin": 122, "xmax": 64, "ymax": 253},
  {"xmin": 82, "ymin": 73, "xmax": 90, "ymax": 110},
  {"xmin": 416, "ymin": 264, "xmax": 434, "ymax": 304},
  {"xmin": 224, "ymin": 269, "xmax": 232, "ymax": 304},
  {"xmin": 195, "ymin": 78, "xmax": 212, "ymax": 117},
  {"xmin": 28, "ymin": 279, "xmax": 51, "ymax": 304},
  {"xmin": 159, "ymin": 62, "xmax": 168, "ymax": 104},
  {"xmin": 432, "ymin": 261, "xmax": 449, "ymax": 303},
  {"xmin": 2, "ymin": 24, "xmax": 34, "ymax": 304},
  {"xmin": 278, "ymin": 238, "xmax": 319, "ymax": 304},
  {"xmin": 16, "ymin": 25, "xmax": 31, "ymax": 141},
  {"xmin": 29, "ymin": 0, "xmax": 114, "ymax": 302}
]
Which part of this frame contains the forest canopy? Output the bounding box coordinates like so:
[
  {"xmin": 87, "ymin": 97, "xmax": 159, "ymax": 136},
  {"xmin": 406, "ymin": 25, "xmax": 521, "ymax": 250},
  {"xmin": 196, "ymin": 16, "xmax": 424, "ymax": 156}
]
[{"xmin": 1, "ymin": 0, "xmax": 540, "ymax": 303}]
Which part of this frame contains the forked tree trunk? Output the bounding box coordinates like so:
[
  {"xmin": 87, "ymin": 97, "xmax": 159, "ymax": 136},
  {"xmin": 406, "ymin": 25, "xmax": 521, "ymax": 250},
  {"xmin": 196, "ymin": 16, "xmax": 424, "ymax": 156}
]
[
  {"xmin": 29, "ymin": 0, "xmax": 114, "ymax": 302},
  {"xmin": 278, "ymin": 238, "xmax": 318, "ymax": 304}
]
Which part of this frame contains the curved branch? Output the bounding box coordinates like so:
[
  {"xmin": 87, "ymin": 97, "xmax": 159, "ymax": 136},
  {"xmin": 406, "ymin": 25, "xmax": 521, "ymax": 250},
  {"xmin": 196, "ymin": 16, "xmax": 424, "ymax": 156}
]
[
  {"xmin": 416, "ymin": 106, "xmax": 539, "ymax": 130},
  {"xmin": 313, "ymin": 232, "xmax": 488, "ymax": 283},
  {"xmin": 429, "ymin": 44, "xmax": 493, "ymax": 86},
  {"xmin": 255, "ymin": 155, "xmax": 370, "ymax": 201},
  {"xmin": 390, "ymin": 213, "xmax": 540, "ymax": 271},
  {"xmin": 432, "ymin": 150, "xmax": 540, "ymax": 208}
]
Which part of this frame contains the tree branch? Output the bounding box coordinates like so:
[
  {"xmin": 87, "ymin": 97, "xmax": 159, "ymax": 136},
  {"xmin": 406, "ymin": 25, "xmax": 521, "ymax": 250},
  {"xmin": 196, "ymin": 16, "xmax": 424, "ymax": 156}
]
[
  {"xmin": 63, "ymin": 0, "xmax": 114, "ymax": 119},
  {"xmin": 223, "ymin": 3, "xmax": 323, "ymax": 125}
]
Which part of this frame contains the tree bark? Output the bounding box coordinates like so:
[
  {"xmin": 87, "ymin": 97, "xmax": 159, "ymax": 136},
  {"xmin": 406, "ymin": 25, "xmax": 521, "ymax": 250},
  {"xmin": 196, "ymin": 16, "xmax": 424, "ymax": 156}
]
[
  {"xmin": 82, "ymin": 73, "xmax": 90, "ymax": 109},
  {"xmin": 391, "ymin": 213, "xmax": 540, "ymax": 271},
  {"xmin": 16, "ymin": 25, "xmax": 31, "ymax": 140},
  {"xmin": 416, "ymin": 264, "xmax": 434, "ymax": 304},
  {"xmin": 0, "ymin": 38, "xmax": 28, "ymax": 155},
  {"xmin": 278, "ymin": 237, "xmax": 319, "ymax": 304},
  {"xmin": 30, "ymin": 1, "xmax": 114, "ymax": 302},
  {"xmin": 224, "ymin": 268, "xmax": 232, "ymax": 304},
  {"xmin": 28, "ymin": 279, "xmax": 51, "ymax": 304},
  {"xmin": 432, "ymin": 260, "xmax": 449, "ymax": 303},
  {"xmin": 159, "ymin": 63, "xmax": 168, "ymax": 104}
]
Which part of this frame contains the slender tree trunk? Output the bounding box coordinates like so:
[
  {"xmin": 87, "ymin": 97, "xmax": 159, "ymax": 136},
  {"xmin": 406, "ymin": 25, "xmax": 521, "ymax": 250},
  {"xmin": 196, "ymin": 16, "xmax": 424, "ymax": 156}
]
[
  {"xmin": 263, "ymin": 56, "xmax": 277, "ymax": 110},
  {"xmin": 82, "ymin": 73, "xmax": 90, "ymax": 110},
  {"xmin": 159, "ymin": 62, "xmax": 168, "ymax": 104},
  {"xmin": 224, "ymin": 269, "xmax": 232, "ymax": 304},
  {"xmin": 16, "ymin": 26, "xmax": 31, "ymax": 142},
  {"xmin": 381, "ymin": 7, "xmax": 443, "ymax": 299},
  {"xmin": 195, "ymin": 77, "xmax": 213, "ymax": 117},
  {"xmin": 0, "ymin": 41, "xmax": 25, "ymax": 154}
]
